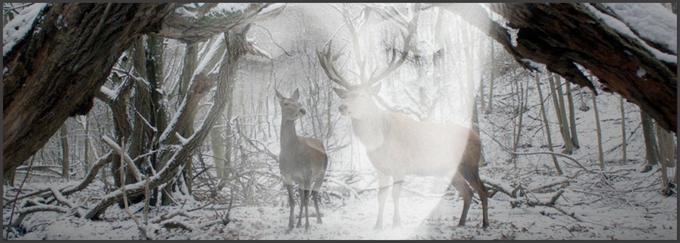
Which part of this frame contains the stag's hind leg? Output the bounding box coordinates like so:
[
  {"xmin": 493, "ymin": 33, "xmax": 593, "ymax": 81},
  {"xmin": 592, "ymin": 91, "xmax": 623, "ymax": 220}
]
[
  {"xmin": 452, "ymin": 173, "xmax": 472, "ymax": 227},
  {"xmin": 467, "ymin": 173, "xmax": 489, "ymax": 228}
]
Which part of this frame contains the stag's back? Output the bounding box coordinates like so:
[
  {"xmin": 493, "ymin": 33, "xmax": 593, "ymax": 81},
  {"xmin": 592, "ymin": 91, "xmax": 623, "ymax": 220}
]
[{"xmin": 361, "ymin": 112, "xmax": 480, "ymax": 177}]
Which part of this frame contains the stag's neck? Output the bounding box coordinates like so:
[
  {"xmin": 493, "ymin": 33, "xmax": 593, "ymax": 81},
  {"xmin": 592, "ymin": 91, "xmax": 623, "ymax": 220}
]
[
  {"xmin": 280, "ymin": 119, "xmax": 299, "ymax": 150},
  {"xmin": 350, "ymin": 111, "xmax": 389, "ymax": 151}
]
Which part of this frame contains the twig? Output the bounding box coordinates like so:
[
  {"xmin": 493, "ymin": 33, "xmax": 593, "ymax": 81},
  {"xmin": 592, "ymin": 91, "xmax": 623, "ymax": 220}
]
[{"xmin": 6, "ymin": 155, "xmax": 35, "ymax": 238}]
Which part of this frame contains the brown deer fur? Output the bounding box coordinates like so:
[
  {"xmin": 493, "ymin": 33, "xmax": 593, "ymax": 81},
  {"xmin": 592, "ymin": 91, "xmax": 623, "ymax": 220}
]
[{"xmin": 276, "ymin": 89, "xmax": 329, "ymax": 231}]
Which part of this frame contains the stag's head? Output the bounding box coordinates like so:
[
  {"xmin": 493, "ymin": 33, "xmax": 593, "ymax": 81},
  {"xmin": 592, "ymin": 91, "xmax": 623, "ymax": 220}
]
[
  {"xmin": 317, "ymin": 4, "xmax": 419, "ymax": 120},
  {"xmin": 276, "ymin": 89, "xmax": 306, "ymax": 121},
  {"xmin": 333, "ymin": 84, "xmax": 383, "ymax": 120}
]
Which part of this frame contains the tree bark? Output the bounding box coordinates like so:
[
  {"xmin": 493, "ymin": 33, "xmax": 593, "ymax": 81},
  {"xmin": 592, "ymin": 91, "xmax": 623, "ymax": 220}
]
[{"xmin": 3, "ymin": 3, "xmax": 175, "ymax": 178}]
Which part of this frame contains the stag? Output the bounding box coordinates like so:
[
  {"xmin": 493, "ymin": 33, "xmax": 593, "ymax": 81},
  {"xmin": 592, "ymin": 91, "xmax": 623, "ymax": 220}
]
[
  {"xmin": 317, "ymin": 4, "xmax": 489, "ymax": 229},
  {"xmin": 276, "ymin": 88, "xmax": 329, "ymax": 232}
]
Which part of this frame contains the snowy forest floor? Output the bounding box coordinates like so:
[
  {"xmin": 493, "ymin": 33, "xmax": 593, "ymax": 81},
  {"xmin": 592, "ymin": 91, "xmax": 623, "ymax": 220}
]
[{"xmin": 5, "ymin": 158, "xmax": 676, "ymax": 240}]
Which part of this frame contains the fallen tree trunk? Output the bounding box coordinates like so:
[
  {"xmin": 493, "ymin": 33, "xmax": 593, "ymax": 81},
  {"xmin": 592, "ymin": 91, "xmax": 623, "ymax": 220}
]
[{"xmin": 438, "ymin": 3, "xmax": 677, "ymax": 132}]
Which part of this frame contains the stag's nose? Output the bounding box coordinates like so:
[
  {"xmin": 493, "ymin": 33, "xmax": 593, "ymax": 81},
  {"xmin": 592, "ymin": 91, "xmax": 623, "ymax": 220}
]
[{"xmin": 299, "ymin": 108, "xmax": 306, "ymax": 115}]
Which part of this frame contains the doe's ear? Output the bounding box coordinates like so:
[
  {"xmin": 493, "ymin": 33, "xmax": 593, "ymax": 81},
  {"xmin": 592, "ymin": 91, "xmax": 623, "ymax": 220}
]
[
  {"xmin": 291, "ymin": 88, "xmax": 300, "ymax": 101},
  {"xmin": 333, "ymin": 87, "xmax": 348, "ymax": 98},
  {"xmin": 275, "ymin": 89, "xmax": 285, "ymax": 101}
]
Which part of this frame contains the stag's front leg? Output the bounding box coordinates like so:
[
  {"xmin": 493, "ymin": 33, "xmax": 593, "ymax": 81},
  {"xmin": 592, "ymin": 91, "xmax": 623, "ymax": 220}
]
[
  {"xmin": 374, "ymin": 172, "xmax": 390, "ymax": 230},
  {"xmin": 285, "ymin": 184, "xmax": 295, "ymax": 231},
  {"xmin": 392, "ymin": 174, "xmax": 404, "ymax": 227}
]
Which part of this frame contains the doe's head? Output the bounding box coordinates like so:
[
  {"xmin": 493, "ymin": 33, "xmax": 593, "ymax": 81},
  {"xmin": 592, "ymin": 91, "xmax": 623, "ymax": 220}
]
[{"xmin": 276, "ymin": 88, "xmax": 306, "ymax": 121}]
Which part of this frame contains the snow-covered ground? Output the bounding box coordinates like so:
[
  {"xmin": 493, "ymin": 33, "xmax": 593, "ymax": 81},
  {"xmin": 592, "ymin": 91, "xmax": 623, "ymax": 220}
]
[{"xmin": 6, "ymin": 159, "xmax": 676, "ymax": 240}]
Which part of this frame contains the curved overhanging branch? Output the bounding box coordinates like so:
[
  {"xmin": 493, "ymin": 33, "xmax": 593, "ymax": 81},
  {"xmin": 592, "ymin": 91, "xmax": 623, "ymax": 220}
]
[
  {"xmin": 437, "ymin": 3, "xmax": 677, "ymax": 132},
  {"xmin": 155, "ymin": 3, "xmax": 285, "ymax": 43}
]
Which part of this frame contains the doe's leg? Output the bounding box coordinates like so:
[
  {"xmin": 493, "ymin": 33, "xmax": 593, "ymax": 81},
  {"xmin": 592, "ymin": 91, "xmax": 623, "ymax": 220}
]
[{"xmin": 285, "ymin": 184, "xmax": 295, "ymax": 231}]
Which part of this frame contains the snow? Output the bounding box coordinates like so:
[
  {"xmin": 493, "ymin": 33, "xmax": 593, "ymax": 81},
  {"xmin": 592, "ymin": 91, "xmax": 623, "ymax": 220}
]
[
  {"xmin": 194, "ymin": 34, "xmax": 225, "ymax": 76},
  {"xmin": 521, "ymin": 59, "xmax": 547, "ymax": 72},
  {"xmin": 585, "ymin": 4, "xmax": 677, "ymax": 64},
  {"xmin": 3, "ymin": 3, "xmax": 48, "ymax": 57},
  {"xmin": 260, "ymin": 3, "xmax": 286, "ymax": 15},
  {"xmin": 207, "ymin": 3, "xmax": 250, "ymax": 17},
  {"xmin": 99, "ymin": 86, "xmax": 117, "ymax": 101},
  {"xmin": 174, "ymin": 7, "xmax": 197, "ymax": 18},
  {"xmin": 637, "ymin": 67, "xmax": 647, "ymax": 78},
  {"xmin": 604, "ymin": 3, "xmax": 677, "ymax": 54}
]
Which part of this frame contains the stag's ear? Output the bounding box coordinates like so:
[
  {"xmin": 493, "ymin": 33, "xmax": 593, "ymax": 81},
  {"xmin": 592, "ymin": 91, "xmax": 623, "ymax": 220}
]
[
  {"xmin": 370, "ymin": 83, "xmax": 382, "ymax": 94},
  {"xmin": 291, "ymin": 88, "xmax": 300, "ymax": 101},
  {"xmin": 275, "ymin": 89, "xmax": 285, "ymax": 101},
  {"xmin": 333, "ymin": 87, "xmax": 348, "ymax": 98}
]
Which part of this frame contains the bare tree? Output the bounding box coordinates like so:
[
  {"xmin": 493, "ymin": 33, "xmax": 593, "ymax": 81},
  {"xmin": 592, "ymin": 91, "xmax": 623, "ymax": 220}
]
[
  {"xmin": 640, "ymin": 110, "xmax": 660, "ymax": 172},
  {"xmin": 60, "ymin": 124, "xmax": 70, "ymax": 180},
  {"xmin": 620, "ymin": 97, "xmax": 627, "ymax": 162},
  {"xmin": 592, "ymin": 91, "xmax": 604, "ymax": 170},
  {"xmin": 565, "ymin": 81, "xmax": 580, "ymax": 148},
  {"xmin": 548, "ymin": 73, "xmax": 574, "ymax": 154},
  {"xmin": 534, "ymin": 75, "xmax": 562, "ymax": 175}
]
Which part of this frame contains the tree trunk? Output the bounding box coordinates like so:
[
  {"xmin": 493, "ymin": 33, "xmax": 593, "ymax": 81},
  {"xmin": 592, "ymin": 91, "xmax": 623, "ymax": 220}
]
[
  {"xmin": 177, "ymin": 41, "xmax": 198, "ymax": 195},
  {"xmin": 86, "ymin": 25, "xmax": 254, "ymax": 219},
  {"xmin": 472, "ymin": 99, "xmax": 486, "ymax": 166},
  {"xmin": 534, "ymin": 75, "xmax": 562, "ymax": 175},
  {"xmin": 592, "ymin": 92, "xmax": 605, "ymax": 170},
  {"xmin": 548, "ymin": 74, "xmax": 574, "ymax": 154},
  {"xmin": 485, "ymin": 39, "xmax": 495, "ymax": 114},
  {"xmin": 60, "ymin": 124, "xmax": 70, "ymax": 180},
  {"xmin": 641, "ymin": 110, "xmax": 660, "ymax": 172},
  {"xmin": 565, "ymin": 81, "xmax": 579, "ymax": 148},
  {"xmin": 3, "ymin": 3, "xmax": 175, "ymax": 179},
  {"xmin": 655, "ymin": 124, "xmax": 676, "ymax": 195},
  {"xmin": 620, "ymin": 97, "xmax": 627, "ymax": 162}
]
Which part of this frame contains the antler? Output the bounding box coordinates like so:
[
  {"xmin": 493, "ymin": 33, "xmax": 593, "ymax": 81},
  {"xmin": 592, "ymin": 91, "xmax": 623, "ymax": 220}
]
[
  {"xmin": 363, "ymin": 3, "xmax": 420, "ymax": 87},
  {"xmin": 318, "ymin": 3, "xmax": 421, "ymax": 89},
  {"xmin": 317, "ymin": 42, "xmax": 355, "ymax": 89}
]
